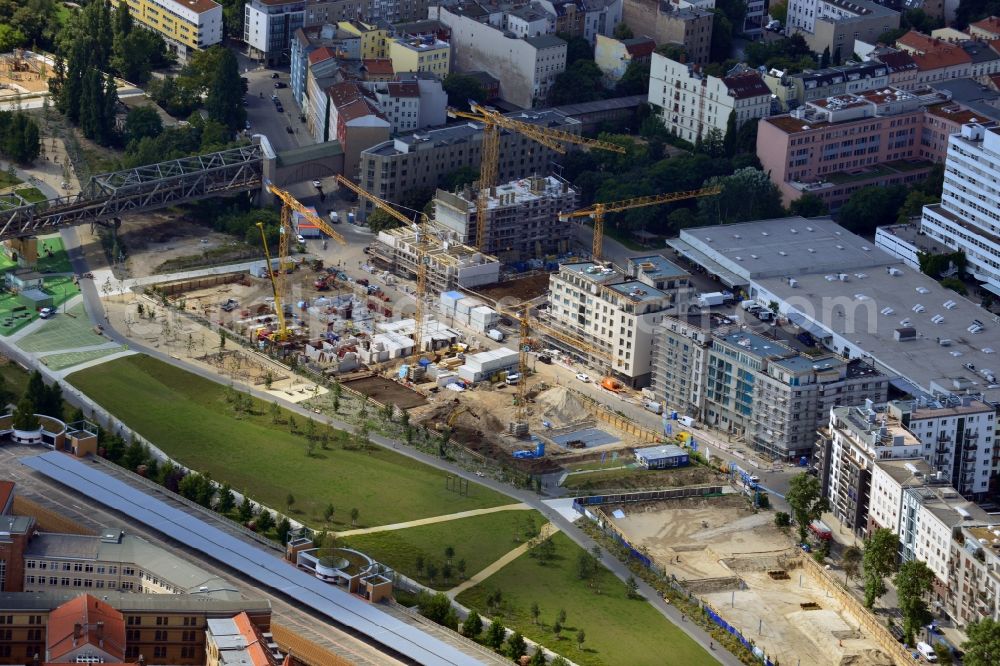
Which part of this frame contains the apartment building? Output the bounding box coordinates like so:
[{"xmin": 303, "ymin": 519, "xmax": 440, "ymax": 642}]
[
  {"xmin": 894, "ymin": 31, "xmax": 1000, "ymax": 85},
  {"xmin": 117, "ymin": 0, "xmax": 222, "ymax": 60},
  {"xmin": 302, "ymin": 0, "xmax": 365, "ymax": 27},
  {"xmin": 338, "ymin": 19, "xmax": 390, "ymax": 59},
  {"xmin": 357, "ymin": 107, "xmax": 581, "ymax": 204},
  {"xmin": 921, "ymin": 123, "xmax": 1000, "ymax": 296},
  {"xmin": 366, "ymin": 77, "xmax": 448, "ymax": 133},
  {"xmin": 433, "ymin": 175, "xmax": 578, "ymax": 262},
  {"xmin": 0, "ymin": 591, "xmax": 274, "ymax": 666},
  {"xmin": 304, "ymin": 0, "xmax": 428, "ymax": 24},
  {"xmin": 868, "ymin": 48, "xmax": 920, "ymax": 90},
  {"xmin": 245, "ymin": 0, "xmax": 306, "ymax": 65},
  {"xmin": 648, "ymin": 55, "xmax": 772, "ymax": 143},
  {"xmin": 507, "ymin": 2, "xmax": 555, "ymax": 38},
  {"xmin": 787, "ymin": 0, "xmax": 900, "ymax": 58},
  {"xmin": 756, "ymin": 86, "xmax": 943, "ymax": 208},
  {"xmin": 969, "ymin": 16, "xmax": 1000, "ymax": 40},
  {"xmin": 388, "ymin": 33, "xmax": 450, "ymax": 77},
  {"xmin": 649, "ymin": 312, "xmax": 721, "ymax": 421},
  {"xmin": 370, "ymin": 224, "xmax": 500, "ymax": 290},
  {"xmin": 206, "ymin": 612, "xmax": 286, "ymax": 666},
  {"xmin": 432, "ymin": 5, "xmax": 567, "ymax": 107},
  {"xmin": 327, "ymin": 81, "xmax": 391, "ymax": 175},
  {"xmin": 546, "ymin": 258, "xmax": 687, "ymax": 386},
  {"xmin": 622, "ymin": 0, "xmax": 714, "ymax": 65},
  {"xmin": 538, "ymin": 0, "xmax": 623, "ymax": 44},
  {"xmin": 595, "ymin": 34, "xmax": 655, "ymax": 85},
  {"xmin": 763, "ymin": 61, "xmax": 890, "ymax": 112},
  {"xmin": 948, "ymin": 523, "xmax": 1000, "ymax": 627}
]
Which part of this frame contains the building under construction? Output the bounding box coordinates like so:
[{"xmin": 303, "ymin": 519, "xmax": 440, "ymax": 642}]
[
  {"xmin": 370, "ymin": 224, "xmax": 500, "ymax": 291},
  {"xmin": 433, "ymin": 176, "xmax": 578, "ymax": 263}
]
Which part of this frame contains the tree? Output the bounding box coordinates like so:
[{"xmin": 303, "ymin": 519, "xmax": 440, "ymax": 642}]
[
  {"xmin": 842, "ymin": 545, "xmax": 862, "ymax": 584},
  {"xmin": 774, "ymin": 512, "xmax": 791, "ymax": 528},
  {"xmin": 698, "ymin": 167, "xmax": 785, "ymax": 225},
  {"xmin": 426, "ymin": 561, "xmax": 439, "ymax": 581},
  {"xmin": 560, "ymin": 34, "xmax": 593, "ymax": 66},
  {"xmin": 11, "ymin": 397, "xmax": 39, "ymax": 431},
  {"xmin": 485, "ymin": 618, "xmax": 506, "ymax": 650},
  {"xmin": 553, "ymin": 620, "xmax": 562, "ymax": 638},
  {"xmin": 442, "ymin": 73, "xmax": 486, "ymax": 108},
  {"xmin": 615, "ymin": 61, "xmax": 650, "ymax": 96},
  {"xmin": 444, "ymin": 545, "xmax": 455, "ymax": 563},
  {"xmin": 770, "ymin": 0, "xmax": 788, "ymax": 23},
  {"xmin": 625, "ymin": 575, "xmax": 640, "ymax": 599},
  {"xmin": 0, "ymin": 24, "xmax": 27, "ymax": 52},
  {"xmin": 529, "ymin": 648, "xmax": 547, "ymax": 666},
  {"xmin": 789, "ymin": 193, "xmax": 829, "ymax": 218},
  {"xmin": 934, "ymin": 642, "xmax": 954, "ymax": 665},
  {"xmin": 576, "ymin": 629, "xmax": 586, "ymax": 649},
  {"xmin": 576, "ymin": 550, "xmax": 597, "ymax": 580},
  {"xmin": 124, "ymin": 107, "xmax": 163, "ymax": 146},
  {"xmin": 862, "ymin": 528, "xmax": 900, "ymax": 608},
  {"xmin": 709, "ymin": 10, "xmax": 734, "ymax": 63},
  {"xmin": 549, "ymin": 60, "xmax": 604, "ymax": 105},
  {"xmin": 366, "ymin": 208, "xmax": 404, "ymax": 233},
  {"xmin": 530, "ymin": 601, "xmax": 540, "ymax": 625},
  {"xmin": 897, "ymin": 188, "xmax": 938, "ymax": 223},
  {"xmin": 217, "ymin": 483, "xmax": 235, "ymax": 514},
  {"xmin": 895, "ymin": 559, "xmax": 935, "ymax": 644},
  {"xmin": 613, "ymin": 23, "xmax": 633, "ymax": 39},
  {"xmin": 255, "ymin": 509, "xmax": 275, "ymax": 533},
  {"xmin": 0, "ymin": 112, "xmax": 41, "ymax": 164},
  {"xmin": 461, "ymin": 611, "xmax": 483, "ymax": 638},
  {"xmin": 416, "ymin": 591, "xmax": 458, "ymax": 629},
  {"xmin": 205, "ymin": 47, "xmax": 246, "ymax": 132},
  {"xmin": 551, "ymin": 657, "xmax": 569, "ymax": 666},
  {"xmin": 963, "ymin": 618, "xmax": 1000, "ymax": 666},
  {"xmin": 276, "ymin": 517, "xmax": 292, "ymax": 544},
  {"xmin": 785, "ymin": 472, "xmax": 828, "ymax": 543},
  {"xmin": 556, "ymin": 608, "xmax": 567, "ymax": 625},
  {"xmin": 350, "ymin": 507, "xmax": 360, "ymax": 526},
  {"xmin": 820, "ymin": 46, "xmax": 831, "ymax": 69},
  {"xmin": 237, "ymin": 494, "xmax": 254, "ymax": 523},
  {"xmin": 837, "ymin": 185, "xmax": 908, "ymax": 235},
  {"xmin": 286, "ymin": 493, "xmax": 295, "ymax": 511},
  {"xmin": 457, "ymin": 559, "xmax": 466, "ymax": 578},
  {"xmin": 505, "ymin": 632, "xmax": 527, "ymax": 660},
  {"xmin": 324, "ymin": 503, "xmax": 335, "ymax": 523}
]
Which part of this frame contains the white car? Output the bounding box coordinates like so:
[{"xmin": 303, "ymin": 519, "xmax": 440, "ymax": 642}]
[
  {"xmin": 296, "ymin": 234, "xmax": 306, "ymax": 244},
  {"xmin": 575, "ymin": 373, "xmax": 591, "ymax": 383},
  {"xmin": 312, "ymin": 180, "xmax": 322, "ymax": 188},
  {"xmin": 39, "ymin": 307, "xmax": 55, "ymax": 319}
]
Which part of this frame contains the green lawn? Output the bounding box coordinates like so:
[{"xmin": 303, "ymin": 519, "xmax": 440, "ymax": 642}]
[
  {"xmin": 67, "ymin": 355, "xmax": 512, "ymax": 527},
  {"xmin": 342, "ymin": 510, "xmax": 542, "ymax": 590},
  {"xmin": 14, "ymin": 187, "xmax": 46, "ymax": 204},
  {"xmin": 36, "ymin": 236, "xmax": 73, "ymax": 273},
  {"xmin": 0, "ymin": 172, "xmax": 22, "ymax": 188},
  {"xmin": 457, "ymin": 531, "xmax": 714, "ymax": 666},
  {"xmin": 18, "ymin": 303, "xmax": 105, "ymax": 353},
  {"xmin": 42, "ymin": 347, "xmax": 127, "ymax": 371}
]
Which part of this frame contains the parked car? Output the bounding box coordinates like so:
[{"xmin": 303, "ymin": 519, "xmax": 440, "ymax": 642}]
[
  {"xmin": 312, "ymin": 180, "xmax": 323, "ymax": 188},
  {"xmin": 575, "ymin": 373, "xmax": 592, "ymax": 383},
  {"xmin": 274, "ymin": 82, "xmax": 287, "ymax": 89},
  {"xmin": 39, "ymin": 307, "xmax": 55, "ymax": 319},
  {"xmin": 285, "ymin": 126, "xmax": 293, "ymax": 134},
  {"xmin": 296, "ymin": 234, "xmax": 306, "ymax": 244},
  {"xmin": 271, "ymin": 72, "xmax": 280, "ymax": 79},
  {"xmin": 275, "ymin": 105, "xmax": 283, "ymax": 113}
]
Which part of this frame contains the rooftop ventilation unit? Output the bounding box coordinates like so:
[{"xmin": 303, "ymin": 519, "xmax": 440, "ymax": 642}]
[
  {"xmin": 931, "ymin": 314, "xmax": 945, "ymax": 324},
  {"xmin": 888, "ymin": 267, "xmax": 903, "ymax": 276},
  {"xmin": 939, "ymin": 338, "xmax": 952, "ymax": 346},
  {"xmin": 969, "ymin": 324, "xmax": 985, "ymax": 333},
  {"xmin": 790, "ymin": 228, "xmax": 798, "ymax": 234},
  {"xmin": 808, "ymin": 248, "xmax": 816, "ymax": 253},
  {"xmin": 838, "ymin": 273, "xmax": 848, "ymax": 281},
  {"xmin": 855, "ymin": 273, "xmax": 868, "ymax": 279},
  {"xmin": 943, "ymin": 300, "xmax": 958, "ymax": 310},
  {"xmin": 836, "ymin": 245, "xmax": 845, "ymax": 250},
  {"xmin": 825, "ymin": 274, "xmax": 837, "ymax": 281},
  {"xmin": 761, "ymin": 231, "xmax": 769, "ymax": 236},
  {"xmin": 916, "ymin": 287, "xmax": 931, "ymax": 294},
  {"xmin": 913, "ymin": 304, "xmax": 926, "ymax": 313},
  {"xmin": 751, "ymin": 254, "xmax": 759, "ymax": 259},
  {"xmin": 899, "ymin": 318, "xmax": 911, "ymax": 326},
  {"xmin": 880, "ymin": 307, "xmax": 894, "ymax": 315},
  {"xmin": 733, "ymin": 233, "xmax": 741, "ymax": 239},
  {"xmin": 806, "ymin": 226, "xmax": 814, "ymax": 232}
]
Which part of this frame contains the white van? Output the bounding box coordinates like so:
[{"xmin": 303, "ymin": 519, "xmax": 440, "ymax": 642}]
[
  {"xmin": 916, "ymin": 642, "xmax": 937, "ymax": 662},
  {"xmin": 505, "ymin": 372, "xmax": 521, "ymax": 385}
]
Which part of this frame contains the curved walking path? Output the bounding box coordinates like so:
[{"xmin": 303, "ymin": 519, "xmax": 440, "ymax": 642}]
[
  {"xmin": 446, "ymin": 522, "xmax": 561, "ymax": 599},
  {"xmin": 335, "ymin": 502, "xmax": 530, "ymax": 537}
]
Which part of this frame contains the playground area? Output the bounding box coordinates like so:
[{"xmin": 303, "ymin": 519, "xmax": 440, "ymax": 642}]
[
  {"xmin": 608, "ymin": 495, "xmax": 891, "ymax": 666},
  {"xmin": 0, "ymin": 50, "xmax": 53, "ymax": 99}
]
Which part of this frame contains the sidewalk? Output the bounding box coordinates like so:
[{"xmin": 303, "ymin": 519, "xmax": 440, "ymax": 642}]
[{"xmin": 335, "ymin": 503, "xmax": 529, "ymax": 537}]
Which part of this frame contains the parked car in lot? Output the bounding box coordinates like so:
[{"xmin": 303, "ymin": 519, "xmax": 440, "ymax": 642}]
[
  {"xmin": 39, "ymin": 307, "xmax": 55, "ymax": 319},
  {"xmin": 285, "ymin": 126, "xmax": 293, "ymax": 133},
  {"xmin": 274, "ymin": 81, "xmax": 287, "ymax": 89},
  {"xmin": 275, "ymin": 105, "xmax": 283, "ymax": 113},
  {"xmin": 575, "ymin": 373, "xmax": 592, "ymax": 383}
]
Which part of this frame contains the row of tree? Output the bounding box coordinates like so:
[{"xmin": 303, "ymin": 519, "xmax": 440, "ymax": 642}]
[{"xmin": 0, "ymin": 111, "xmax": 41, "ymax": 164}]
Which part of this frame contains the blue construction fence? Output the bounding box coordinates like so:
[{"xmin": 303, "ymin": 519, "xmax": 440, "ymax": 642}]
[{"xmin": 703, "ymin": 606, "xmax": 773, "ymax": 666}]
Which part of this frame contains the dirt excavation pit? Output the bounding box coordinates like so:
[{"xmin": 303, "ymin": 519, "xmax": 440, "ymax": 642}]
[{"xmin": 342, "ymin": 375, "xmax": 426, "ymax": 409}]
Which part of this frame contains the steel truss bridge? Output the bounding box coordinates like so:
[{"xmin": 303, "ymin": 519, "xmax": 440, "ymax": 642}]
[{"xmin": 0, "ymin": 142, "xmax": 267, "ymax": 242}]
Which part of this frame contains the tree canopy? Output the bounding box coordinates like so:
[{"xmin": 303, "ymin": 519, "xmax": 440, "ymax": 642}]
[
  {"xmin": 442, "ymin": 73, "xmax": 486, "ymax": 108},
  {"xmin": 549, "ymin": 60, "xmax": 605, "ymax": 105},
  {"xmin": 862, "ymin": 528, "xmax": 900, "ymax": 608},
  {"xmin": 205, "ymin": 48, "xmax": 247, "ymax": 132},
  {"xmin": 784, "ymin": 472, "xmax": 828, "ymax": 543},
  {"xmin": 0, "ymin": 112, "xmax": 41, "ymax": 164},
  {"xmin": 963, "ymin": 618, "xmax": 1000, "ymax": 666},
  {"xmin": 895, "ymin": 559, "xmax": 935, "ymax": 644}
]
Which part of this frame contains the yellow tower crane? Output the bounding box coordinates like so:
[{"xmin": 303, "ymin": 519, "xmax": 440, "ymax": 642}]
[
  {"xmin": 260, "ymin": 182, "xmax": 346, "ymax": 342},
  {"xmin": 447, "ymin": 102, "xmax": 627, "ymax": 252},
  {"xmin": 559, "ymin": 186, "xmax": 723, "ymax": 261},
  {"xmin": 334, "ymin": 175, "xmax": 432, "ymax": 353}
]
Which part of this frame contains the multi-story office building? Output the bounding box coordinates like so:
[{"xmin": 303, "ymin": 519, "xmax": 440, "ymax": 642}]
[
  {"xmin": 357, "ymin": 108, "xmax": 581, "ymax": 205},
  {"xmin": 648, "ymin": 55, "xmax": 772, "ymax": 144},
  {"xmin": 117, "ymin": 0, "xmax": 222, "ymax": 61},
  {"xmin": 921, "ymin": 123, "xmax": 1000, "ymax": 296},
  {"xmin": 763, "ymin": 61, "xmax": 890, "ymax": 112},
  {"xmin": 433, "ymin": 175, "xmax": 578, "ymax": 262},
  {"xmin": 786, "ymin": 0, "xmax": 900, "ymax": 58},
  {"xmin": 621, "ymin": 0, "xmax": 714, "ymax": 65},
  {"xmin": 888, "ymin": 396, "xmax": 995, "ymax": 498},
  {"xmin": 0, "ymin": 591, "xmax": 275, "ymax": 666},
  {"xmin": 388, "ymin": 33, "xmax": 450, "ymax": 77},
  {"xmin": 756, "ymin": 87, "xmax": 943, "ymax": 208},
  {"xmin": 432, "ymin": 5, "xmax": 567, "ymax": 107},
  {"xmin": 546, "ymin": 257, "xmax": 688, "ymax": 387},
  {"xmin": 245, "ymin": 0, "xmax": 305, "ymax": 65}
]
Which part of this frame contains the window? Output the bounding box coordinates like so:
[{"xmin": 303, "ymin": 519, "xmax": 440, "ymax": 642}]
[
  {"xmin": 156, "ymin": 616, "xmax": 168, "ymax": 626},
  {"xmin": 155, "ymin": 630, "xmax": 167, "ymax": 641},
  {"xmin": 154, "ymin": 646, "xmax": 167, "ymax": 658}
]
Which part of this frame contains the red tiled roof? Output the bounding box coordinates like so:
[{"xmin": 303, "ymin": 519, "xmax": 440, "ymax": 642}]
[
  {"xmin": 972, "ymin": 16, "xmax": 1000, "ymax": 36},
  {"xmin": 362, "ymin": 58, "xmax": 394, "ymax": 75},
  {"xmin": 0, "ymin": 480, "xmax": 14, "ymax": 515},
  {"xmin": 386, "ymin": 81, "xmax": 420, "ymax": 97},
  {"xmin": 338, "ymin": 97, "xmax": 385, "ymax": 122},
  {"xmin": 874, "ymin": 49, "xmax": 918, "ymax": 72},
  {"xmin": 723, "ymin": 72, "xmax": 771, "ymax": 99},
  {"xmin": 623, "ymin": 38, "xmax": 655, "ymax": 59},
  {"xmin": 232, "ymin": 613, "xmax": 272, "ymax": 666},
  {"xmin": 309, "ymin": 47, "xmax": 338, "ymax": 65},
  {"xmin": 47, "ymin": 595, "xmax": 126, "ymax": 663},
  {"xmin": 896, "ymin": 30, "xmax": 972, "ymax": 70},
  {"xmin": 897, "ymin": 30, "xmax": 942, "ymax": 54}
]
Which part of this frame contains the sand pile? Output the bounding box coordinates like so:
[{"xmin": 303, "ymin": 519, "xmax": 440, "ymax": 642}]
[
  {"xmin": 838, "ymin": 649, "xmax": 893, "ymax": 666},
  {"xmin": 536, "ymin": 386, "xmax": 586, "ymax": 426}
]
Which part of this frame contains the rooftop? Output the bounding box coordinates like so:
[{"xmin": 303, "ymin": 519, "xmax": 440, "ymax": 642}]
[
  {"xmin": 634, "ymin": 444, "xmax": 687, "ymax": 459},
  {"xmin": 0, "ymin": 591, "xmax": 271, "ymax": 613},
  {"xmin": 0, "ymin": 514, "xmax": 33, "ymax": 535},
  {"xmin": 606, "ymin": 280, "xmax": 670, "ymax": 304},
  {"xmin": 168, "ymin": 0, "xmax": 220, "ymax": 14},
  {"xmin": 716, "ymin": 330, "xmax": 792, "ymax": 359},
  {"xmin": 971, "ymin": 16, "xmax": 1000, "ymax": 36},
  {"xmin": 524, "ymin": 34, "xmax": 566, "ymax": 49},
  {"xmin": 874, "ymin": 457, "xmax": 936, "ymax": 486},
  {"xmin": 561, "ymin": 261, "xmax": 622, "ymax": 285},
  {"xmin": 48, "ymin": 594, "xmax": 126, "ymax": 663},
  {"xmin": 362, "ymin": 58, "xmax": 394, "ymax": 76},
  {"xmin": 723, "ymin": 71, "xmax": 772, "ymax": 99},
  {"xmin": 629, "ymin": 255, "xmax": 689, "ymax": 280}
]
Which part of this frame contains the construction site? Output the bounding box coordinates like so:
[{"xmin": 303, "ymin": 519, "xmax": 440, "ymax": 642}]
[{"xmin": 603, "ymin": 495, "xmax": 893, "ymax": 666}]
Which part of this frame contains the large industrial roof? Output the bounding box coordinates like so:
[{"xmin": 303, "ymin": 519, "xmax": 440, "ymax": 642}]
[{"xmin": 21, "ymin": 452, "xmax": 485, "ymax": 666}]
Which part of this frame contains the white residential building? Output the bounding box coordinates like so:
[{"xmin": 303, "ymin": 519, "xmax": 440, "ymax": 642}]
[
  {"xmin": 118, "ymin": 0, "xmax": 222, "ymax": 61},
  {"xmin": 921, "ymin": 123, "xmax": 1000, "ymax": 296},
  {"xmin": 647, "ymin": 54, "xmax": 772, "ymax": 144},
  {"xmin": 245, "ymin": 0, "xmax": 305, "ymax": 66},
  {"xmin": 786, "ymin": 0, "xmax": 900, "ymax": 57},
  {"xmin": 432, "ymin": 5, "xmax": 567, "ymax": 107},
  {"xmin": 506, "ymin": 3, "xmax": 555, "ymax": 38}
]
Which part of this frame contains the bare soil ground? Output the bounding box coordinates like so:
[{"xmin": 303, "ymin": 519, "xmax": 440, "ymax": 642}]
[
  {"xmin": 471, "ymin": 273, "xmax": 551, "ymax": 305},
  {"xmin": 609, "ymin": 496, "xmax": 890, "ymax": 666},
  {"xmin": 116, "ymin": 213, "xmax": 245, "ymax": 279},
  {"xmin": 343, "ymin": 375, "xmax": 427, "ymax": 409},
  {"xmin": 0, "ymin": 52, "xmax": 52, "ymax": 96}
]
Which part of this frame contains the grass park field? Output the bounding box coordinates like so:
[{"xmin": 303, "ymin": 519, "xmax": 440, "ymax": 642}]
[
  {"xmin": 457, "ymin": 531, "xmax": 715, "ymax": 666},
  {"xmin": 68, "ymin": 355, "xmax": 511, "ymax": 527},
  {"xmin": 342, "ymin": 509, "xmax": 542, "ymax": 590}
]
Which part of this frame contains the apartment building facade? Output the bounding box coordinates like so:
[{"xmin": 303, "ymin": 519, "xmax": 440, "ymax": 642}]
[
  {"xmin": 245, "ymin": 0, "xmax": 305, "ymax": 65},
  {"xmin": 920, "ymin": 123, "xmax": 1000, "ymax": 296},
  {"xmin": 546, "ymin": 259, "xmax": 686, "ymax": 387},
  {"xmin": 648, "ymin": 55, "xmax": 772, "ymax": 143},
  {"xmin": 432, "ymin": 6, "xmax": 567, "ymax": 107},
  {"xmin": 622, "ymin": 0, "xmax": 714, "ymax": 65},
  {"xmin": 649, "ymin": 314, "xmax": 713, "ymax": 420},
  {"xmin": 763, "ymin": 61, "xmax": 890, "ymax": 112},
  {"xmin": 433, "ymin": 175, "xmax": 578, "ymax": 262},
  {"xmin": 357, "ymin": 108, "xmax": 581, "ymax": 204},
  {"xmin": 118, "ymin": 0, "xmax": 222, "ymax": 60},
  {"xmin": 388, "ymin": 34, "xmax": 451, "ymax": 77},
  {"xmin": 756, "ymin": 87, "xmax": 943, "ymax": 207},
  {"xmin": 787, "ymin": 0, "xmax": 900, "ymax": 58}
]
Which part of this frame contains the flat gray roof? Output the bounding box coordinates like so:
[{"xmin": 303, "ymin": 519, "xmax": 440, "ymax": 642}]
[
  {"xmin": 524, "ymin": 34, "xmax": 566, "ymax": 49},
  {"xmin": 716, "ymin": 330, "xmax": 792, "ymax": 359},
  {"xmin": 634, "ymin": 444, "xmax": 687, "ymax": 459},
  {"xmin": 667, "ymin": 237, "xmax": 747, "ymax": 288},
  {"xmin": 21, "ymin": 452, "xmax": 485, "ymax": 666},
  {"xmin": 679, "ymin": 217, "xmax": 894, "ymax": 280},
  {"xmin": 629, "ymin": 254, "xmax": 688, "ymax": 279}
]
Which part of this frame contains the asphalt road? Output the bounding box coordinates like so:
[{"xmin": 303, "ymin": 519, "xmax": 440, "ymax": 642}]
[
  {"xmin": 39, "ymin": 224, "xmax": 742, "ymax": 666},
  {"xmin": 242, "ymin": 64, "xmax": 305, "ymax": 154}
]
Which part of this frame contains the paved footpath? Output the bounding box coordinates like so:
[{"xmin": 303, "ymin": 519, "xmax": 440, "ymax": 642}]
[
  {"xmin": 335, "ymin": 502, "xmax": 530, "ymax": 537},
  {"xmin": 446, "ymin": 522, "xmax": 561, "ymax": 600}
]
